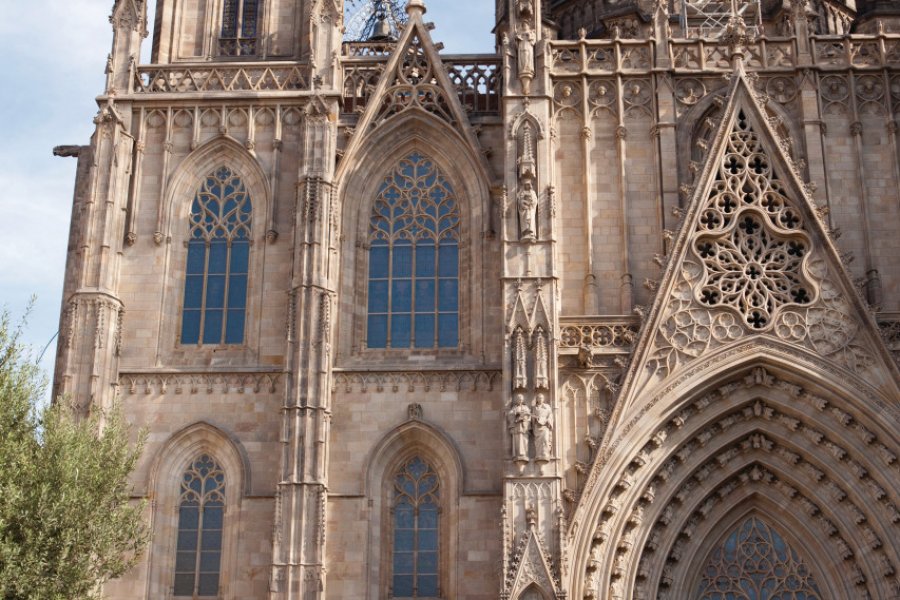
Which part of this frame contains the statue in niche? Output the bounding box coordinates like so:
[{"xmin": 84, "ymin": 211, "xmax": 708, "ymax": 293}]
[
  {"xmin": 534, "ymin": 326, "xmax": 548, "ymax": 388},
  {"xmin": 513, "ymin": 327, "xmax": 528, "ymax": 390},
  {"xmin": 507, "ymin": 393, "xmax": 532, "ymax": 462},
  {"xmin": 516, "ymin": 27, "xmax": 535, "ymax": 94},
  {"xmin": 517, "ymin": 179, "xmax": 538, "ymax": 240},
  {"xmin": 532, "ymin": 393, "xmax": 553, "ymax": 461}
]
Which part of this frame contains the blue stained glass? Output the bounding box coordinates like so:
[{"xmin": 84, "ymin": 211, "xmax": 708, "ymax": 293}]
[
  {"xmin": 394, "ymin": 551, "xmax": 414, "ymax": 572},
  {"xmin": 179, "ymin": 506, "xmax": 199, "ymax": 529},
  {"xmin": 393, "ymin": 575, "xmax": 414, "ymax": 597},
  {"xmin": 205, "ymin": 275, "xmax": 226, "ymax": 309},
  {"xmin": 199, "ymin": 552, "xmax": 221, "ymax": 571},
  {"xmin": 418, "ymin": 551, "xmax": 438, "ymax": 572},
  {"xmin": 395, "ymin": 506, "xmax": 414, "ymax": 529},
  {"xmin": 438, "ymin": 314, "xmax": 458, "ymax": 347},
  {"xmin": 224, "ymin": 310, "xmax": 245, "ymax": 345},
  {"xmin": 370, "ymin": 246, "xmax": 390, "ymax": 278},
  {"xmin": 368, "ymin": 315, "xmax": 388, "ymax": 348},
  {"xmin": 394, "ymin": 529, "xmax": 415, "ymax": 551},
  {"xmin": 415, "ymin": 315, "xmax": 435, "ymax": 348},
  {"xmin": 184, "ymin": 276, "xmax": 204, "ymax": 309},
  {"xmin": 415, "ymin": 280, "xmax": 435, "ymax": 311},
  {"xmin": 197, "ymin": 573, "xmax": 219, "ymax": 596},
  {"xmin": 186, "ymin": 241, "xmax": 206, "ymax": 273},
  {"xmin": 227, "ymin": 275, "xmax": 248, "ymax": 309},
  {"xmin": 201, "ymin": 530, "xmax": 222, "ymax": 550},
  {"xmin": 391, "ymin": 314, "xmax": 411, "ymax": 348},
  {"xmin": 418, "ymin": 529, "xmax": 438, "ymax": 551},
  {"xmin": 367, "ymin": 154, "xmax": 458, "ymax": 350},
  {"xmin": 208, "ymin": 241, "xmax": 228, "ymax": 274},
  {"xmin": 369, "ymin": 280, "xmax": 389, "ymax": 313},
  {"xmin": 173, "ymin": 573, "xmax": 194, "ymax": 596},
  {"xmin": 418, "ymin": 575, "xmax": 438, "ymax": 597},
  {"xmin": 203, "ymin": 310, "xmax": 224, "ymax": 345},
  {"xmin": 177, "ymin": 530, "xmax": 198, "ymax": 551},
  {"xmin": 203, "ymin": 506, "xmax": 223, "ymax": 529},
  {"xmin": 393, "ymin": 245, "xmax": 412, "ymax": 277},
  {"xmin": 416, "ymin": 244, "xmax": 436, "ymax": 276},
  {"xmin": 230, "ymin": 240, "xmax": 249, "ymax": 272},
  {"xmin": 418, "ymin": 507, "xmax": 438, "ymax": 529},
  {"xmin": 438, "ymin": 244, "xmax": 458, "ymax": 277},
  {"xmin": 392, "ymin": 280, "xmax": 412, "ymax": 312},
  {"xmin": 175, "ymin": 551, "xmax": 195, "ymax": 571},
  {"xmin": 182, "ymin": 167, "xmax": 251, "ymax": 346},
  {"xmin": 437, "ymin": 279, "xmax": 458, "ymax": 311}
]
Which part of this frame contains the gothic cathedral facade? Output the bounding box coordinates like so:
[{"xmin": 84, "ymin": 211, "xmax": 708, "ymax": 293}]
[{"xmin": 54, "ymin": 0, "xmax": 900, "ymax": 598}]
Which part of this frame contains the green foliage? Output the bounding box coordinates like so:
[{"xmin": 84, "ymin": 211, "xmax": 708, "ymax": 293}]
[{"xmin": 0, "ymin": 309, "xmax": 148, "ymax": 600}]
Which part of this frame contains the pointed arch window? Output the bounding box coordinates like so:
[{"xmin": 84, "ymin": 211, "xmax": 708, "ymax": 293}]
[
  {"xmin": 367, "ymin": 153, "xmax": 460, "ymax": 349},
  {"xmin": 696, "ymin": 516, "xmax": 823, "ymax": 599},
  {"xmin": 173, "ymin": 455, "xmax": 225, "ymax": 597},
  {"xmin": 391, "ymin": 457, "xmax": 440, "ymax": 598},
  {"xmin": 181, "ymin": 166, "xmax": 252, "ymax": 345},
  {"xmin": 219, "ymin": 0, "xmax": 259, "ymax": 56}
]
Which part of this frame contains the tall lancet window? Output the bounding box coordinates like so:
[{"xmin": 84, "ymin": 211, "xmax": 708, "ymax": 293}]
[
  {"xmin": 367, "ymin": 153, "xmax": 460, "ymax": 349},
  {"xmin": 219, "ymin": 0, "xmax": 259, "ymax": 56},
  {"xmin": 181, "ymin": 166, "xmax": 252, "ymax": 345},
  {"xmin": 173, "ymin": 455, "xmax": 226, "ymax": 597},
  {"xmin": 696, "ymin": 517, "xmax": 823, "ymax": 599},
  {"xmin": 392, "ymin": 457, "xmax": 440, "ymax": 598}
]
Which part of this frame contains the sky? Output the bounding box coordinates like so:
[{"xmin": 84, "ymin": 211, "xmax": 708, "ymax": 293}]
[{"xmin": 0, "ymin": 0, "xmax": 494, "ymax": 392}]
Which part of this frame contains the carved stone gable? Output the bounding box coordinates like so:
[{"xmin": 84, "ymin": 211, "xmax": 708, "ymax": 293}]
[
  {"xmin": 613, "ymin": 67, "xmax": 900, "ymax": 409},
  {"xmin": 507, "ymin": 529, "xmax": 560, "ymax": 599}
]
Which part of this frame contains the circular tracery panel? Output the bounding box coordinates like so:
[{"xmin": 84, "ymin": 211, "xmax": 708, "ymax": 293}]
[{"xmin": 693, "ymin": 110, "xmax": 815, "ymax": 330}]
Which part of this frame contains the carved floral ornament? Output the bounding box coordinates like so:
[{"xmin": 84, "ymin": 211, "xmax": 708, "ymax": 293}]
[
  {"xmin": 648, "ymin": 109, "xmax": 874, "ymax": 379},
  {"xmin": 577, "ymin": 366, "xmax": 900, "ymax": 600}
]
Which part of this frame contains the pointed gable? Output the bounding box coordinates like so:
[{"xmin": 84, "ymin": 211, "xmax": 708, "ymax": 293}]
[{"xmin": 615, "ymin": 67, "xmax": 900, "ymax": 410}]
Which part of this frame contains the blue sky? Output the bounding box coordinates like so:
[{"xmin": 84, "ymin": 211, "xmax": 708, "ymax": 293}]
[{"xmin": 0, "ymin": 0, "xmax": 494, "ymax": 391}]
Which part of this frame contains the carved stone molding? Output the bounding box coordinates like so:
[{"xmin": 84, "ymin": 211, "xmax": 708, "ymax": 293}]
[
  {"xmin": 331, "ymin": 370, "xmax": 500, "ymax": 393},
  {"xmin": 119, "ymin": 371, "xmax": 282, "ymax": 395}
]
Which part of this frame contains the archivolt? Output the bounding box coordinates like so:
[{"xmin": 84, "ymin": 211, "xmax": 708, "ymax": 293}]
[{"xmin": 574, "ymin": 366, "xmax": 900, "ymax": 600}]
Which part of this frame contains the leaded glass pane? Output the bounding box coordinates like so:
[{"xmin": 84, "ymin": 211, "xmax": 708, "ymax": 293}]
[
  {"xmin": 367, "ymin": 153, "xmax": 460, "ymax": 349},
  {"xmin": 696, "ymin": 517, "xmax": 823, "ymax": 600},
  {"xmin": 391, "ymin": 457, "xmax": 440, "ymax": 598},
  {"xmin": 173, "ymin": 455, "xmax": 226, "ymax": 598},
  {"xmin": 181, "ymin": 167, "xmax": 252, "ymax": 345}
]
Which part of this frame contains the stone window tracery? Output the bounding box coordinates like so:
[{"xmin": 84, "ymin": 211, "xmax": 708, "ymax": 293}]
[
  {"xmin": 693, "ymin": 110, "xmax": 814, "ymax": 330},
  {"xmin": 181, "ymin": 166, "xmax": 252, "ymax": 346},
  {"xmin": 391, "ymin": 456, "xmax": 441, "ymax": 599},
  {"xmin": 173, "ymin": 455, "xmax": 226, "ymax": 597},
  {"xmin": 367, "ymin": 152, "xmax": 460, "ymax": 349},
  {"xmin": 219, "ymin": 0, "xmax": 259, "ymax": 56},
  {"xmin": 696, "ymin": 517, "xmax": 823, "ymax": 600}
]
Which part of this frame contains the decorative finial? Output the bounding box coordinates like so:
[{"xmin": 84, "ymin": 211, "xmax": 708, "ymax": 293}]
[{"xmin": 406, "ymin": 0, "xmax": 426, "ymax": 17}]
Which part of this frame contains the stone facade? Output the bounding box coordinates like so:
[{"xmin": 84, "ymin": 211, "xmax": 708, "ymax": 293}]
[{"xmin": 54, "ymin": 0, "xmax": 900, "ymax": 598}]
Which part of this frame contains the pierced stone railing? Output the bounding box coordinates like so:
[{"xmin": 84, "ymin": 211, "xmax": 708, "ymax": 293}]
[
  {"xmin": 811, "ymin": 34, "xmax": 900, "ymax": 69},
  {"xmin": 134, "ymin": 62, "xmax": 311, "ymax": 94},
  {"xmin": 340, "ymin": 54, "xmax": 501, "ymax": 115},
  {"xmin": 558, "ymin": 316, "xmax": 640, "ymax": 355},
  {"xmin": 549, "ymin": 39, "xmax": 656, "ymax": 75},
  {"xmin": 670, "ymin": 37, "xmax": 797, "ymax": 71}
]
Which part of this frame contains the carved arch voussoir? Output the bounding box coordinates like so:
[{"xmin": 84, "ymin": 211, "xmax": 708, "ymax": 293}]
[{"xmin": 571, "ymin": 363, "xmax": 900, "ymax": 600}]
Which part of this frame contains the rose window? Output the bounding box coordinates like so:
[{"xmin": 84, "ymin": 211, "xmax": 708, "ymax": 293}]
[{"xmin": 693, "ymin": 111, "xmax": 815, "ymax": 330}]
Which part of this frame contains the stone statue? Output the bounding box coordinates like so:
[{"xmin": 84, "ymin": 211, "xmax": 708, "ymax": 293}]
[
  {"xmin": 517, "ymin": 179, "xmax": 538, "ymax": 240},
  {"xmin": 516, "ymin": 28, "xmax": 535, "ymax": 94},
  {"xmin": 532, "ymin": 393, "xmax": 553, "ymax": 461},
  {"xmin": 513, "ymin": 327, "xmax": 528, "ymax": 389},
  {"xmin": 507, "ymin": 393, "xmax": 532, "ymax": 462}
]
